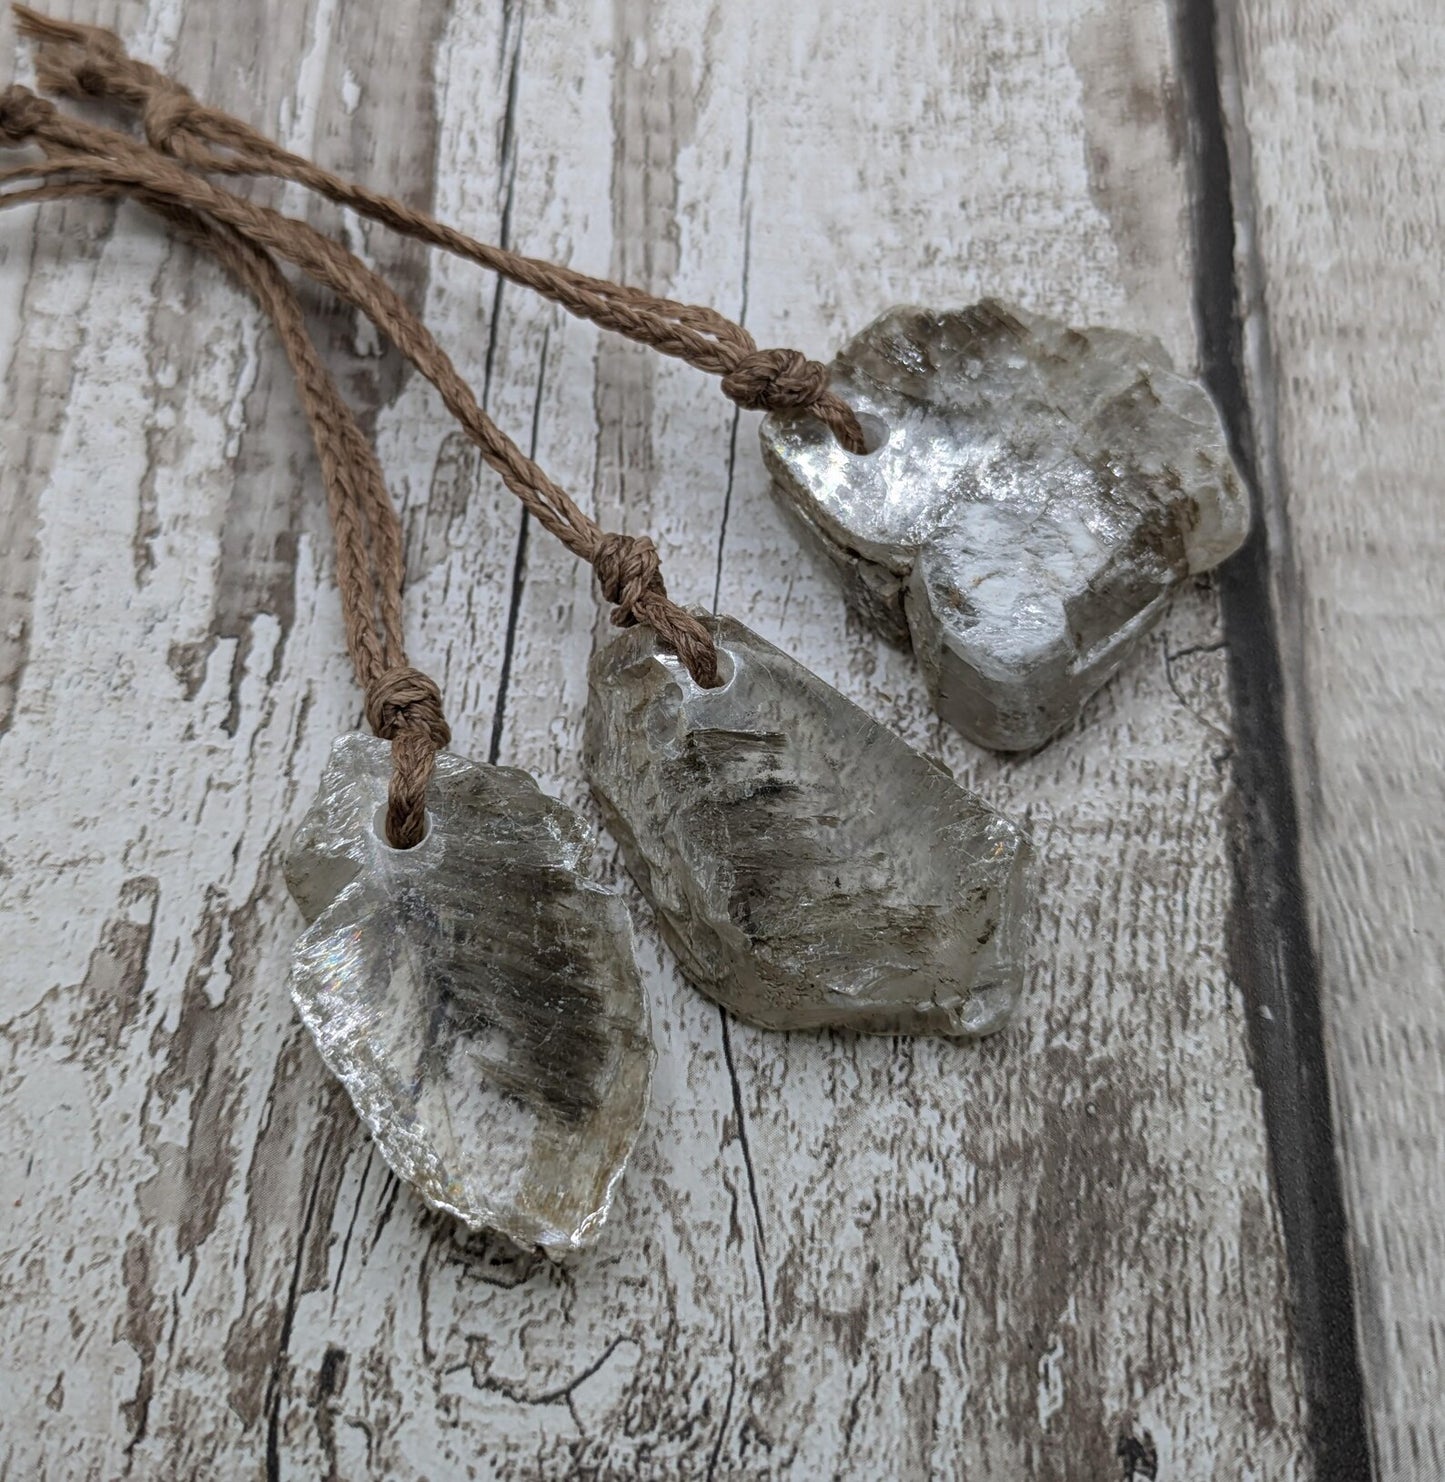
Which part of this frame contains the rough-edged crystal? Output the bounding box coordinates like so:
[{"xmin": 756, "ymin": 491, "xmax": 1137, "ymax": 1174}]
[
  {"xmin": 284, "ymin": 733, "xmax": 653, "ymax": 1254},
  {"xmin": 760, "ymin": 301, "xmax": 1250, "ymax": 750},
  {"xmin": 584, "ymin": 614, "xmax": 1035, "ymax": 1037}
]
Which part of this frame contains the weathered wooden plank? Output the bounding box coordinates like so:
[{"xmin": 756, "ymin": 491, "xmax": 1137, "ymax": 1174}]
[
  {"xmin": 0, "ymin": 2, "xmax": 1318, "ymax": 1478},
  {"xmin": 1218, "ymin": 2, "xmax": 1445, "ymax": 1476}
]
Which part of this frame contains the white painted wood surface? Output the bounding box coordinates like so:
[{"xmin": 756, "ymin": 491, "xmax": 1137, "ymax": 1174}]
[
  {"xmin": 4, "ymin": 0, "xmax": 1415, "ymax": 1476},
  {"xmin": 1226, "ymin": 3, "xmax": 1445, "ymax": 1477}
]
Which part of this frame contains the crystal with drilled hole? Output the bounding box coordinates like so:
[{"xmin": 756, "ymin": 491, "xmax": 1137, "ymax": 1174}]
[
  {"xmin": 284, "ymin": 734, "xmax": 653, "ymax": 1254},
  {"xmin": 760, "ymin": 301, "xmax": 1251, "ymax": 750},
  {"xmin": 584, "ymin": 614, "xmax": 1035, "ymax": 1036}
]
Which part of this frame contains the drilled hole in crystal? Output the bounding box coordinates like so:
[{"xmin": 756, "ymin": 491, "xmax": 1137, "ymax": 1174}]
[
  {"xmin": 850, "ymin": 411, "xmax": 889, "ymax": 454},
  {"xmin": 371, "ymin": 803, "xmax": 433, "ymax": 852}
]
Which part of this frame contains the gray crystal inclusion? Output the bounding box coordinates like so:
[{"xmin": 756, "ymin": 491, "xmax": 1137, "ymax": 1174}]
[
  {"xmin": 584, "ymin": 614, "xmax": 1035, "ymax": 1037},
  {"xmin": 284, "ymin": 734, "xmax": 653, "ymax": 1255},
  {"xmin": 761, "ymin": 302, "xmax": 1250, "ymax": 750}
]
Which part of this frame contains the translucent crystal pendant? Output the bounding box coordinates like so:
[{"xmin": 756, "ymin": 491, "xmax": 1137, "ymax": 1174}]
[
  {"xmin": 760, "ymin": 301, "xmax": 1250, "ymax": 750},
  {"xmin": 584, "ymin": 615, "xmax": 1035, "ymax": 1038},
  {"xmin": 284, "ymin": 734, "xmax": 653, "ymax": 1254}
]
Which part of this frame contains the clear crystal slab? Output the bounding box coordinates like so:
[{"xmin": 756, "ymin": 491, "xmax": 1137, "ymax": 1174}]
[
  {"xmin": 760, "ymin": 301, "xmax": 1250, "ymax": 750},
  {"xmin": 584, "ymin": 614, "xmax": 1035, "ymax": 1037},
  {"xmin": 284, "ymin": 734, "xmax": 653, "ymax": 1254}
]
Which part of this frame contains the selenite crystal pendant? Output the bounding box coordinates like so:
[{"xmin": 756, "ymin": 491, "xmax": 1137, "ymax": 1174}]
[
  {"xmin": 283, "ymin": 734, "xmax": 653, "ymax": 1254},
  {"xmin": 760, "ymin": 301, "xmax": 1251, "ymax": 751},
  {"xmin": 584, "ymin": 614, "xmax": 1035, "ymax": 1037}
]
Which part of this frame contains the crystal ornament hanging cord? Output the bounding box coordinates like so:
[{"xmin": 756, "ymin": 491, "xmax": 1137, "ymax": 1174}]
[{"xmin": 4, "ymin": 11, "xmax": 1038, "ymax": 1047}]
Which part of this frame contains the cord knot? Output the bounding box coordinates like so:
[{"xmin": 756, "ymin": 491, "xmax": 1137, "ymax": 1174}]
[
  {"xmin": 68, "ymin": 32, "xmax": 127, "ymax": 97},
  {"xmin": 721, "ymin": 347, "xmax": 832, "ymax": 413},
  {"xmin": 142, "ymin": 84, "xmax": 204, "ymax": 151},
  {"xmin": 591, "ymin": 531, "xmax": 665, "ymax": 628},
  {"xmin": 589, "ymin": 531, "xmax": 720, "ymax": 689},
  {"xmin": 0, "ymin": 85, "xmax": 53, "ymax": 144},
  {"xmin": 365, "ymin": 665, "xmax": 451, "ymax": 749}
]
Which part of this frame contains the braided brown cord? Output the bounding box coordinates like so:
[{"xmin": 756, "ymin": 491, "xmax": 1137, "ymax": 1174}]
[
  {"xmin": 0, "ymin": 143, "xmax": 447, "ymax": 844},
  {"xmin": 12, "ymin": 5, "xmax": 868, "ymax": 455},
  {"xmin": 0, "ymin": 83, "xmax": 719, "ymax": 691}
]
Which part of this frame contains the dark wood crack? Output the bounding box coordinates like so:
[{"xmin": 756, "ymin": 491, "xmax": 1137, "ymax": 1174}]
[{"xmin": 1172, "ymin": 1, "xmax": 1374, "ymax": 1476}]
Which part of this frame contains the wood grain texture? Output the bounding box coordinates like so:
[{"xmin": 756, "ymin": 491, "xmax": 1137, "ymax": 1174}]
[
  {"xmin": 0, "ymin": 1, "xmax": 1325, "ymax": 1477},
  {"xmin": 1222, "ymin": 3, "xmax": 1445, "ymax": 1476}
]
